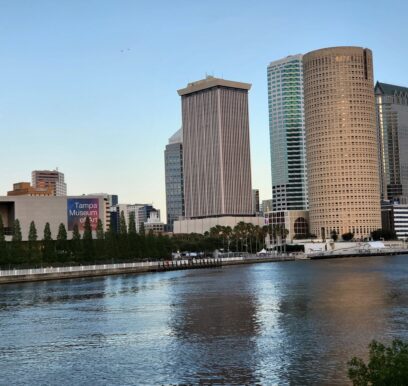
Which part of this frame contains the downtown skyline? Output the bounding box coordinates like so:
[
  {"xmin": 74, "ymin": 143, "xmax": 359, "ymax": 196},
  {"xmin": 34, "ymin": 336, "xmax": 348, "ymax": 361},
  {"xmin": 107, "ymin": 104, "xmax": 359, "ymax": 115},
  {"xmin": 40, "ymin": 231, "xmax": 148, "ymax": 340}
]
[{"xmin": 1, "ymin": 1, "xmax": 408, "ymax": 220}]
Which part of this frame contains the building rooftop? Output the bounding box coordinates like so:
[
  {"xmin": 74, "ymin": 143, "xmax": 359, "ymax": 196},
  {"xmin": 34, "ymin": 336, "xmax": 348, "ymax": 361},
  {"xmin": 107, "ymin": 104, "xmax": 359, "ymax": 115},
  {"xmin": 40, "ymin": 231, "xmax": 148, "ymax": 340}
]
[
  {"xmin": 268, "ymin": 54, "xmax": 303, "ymax": 67},
  {"xmin": 304, "ymin": 46, "xmax": 370, "ymax": 60},
  {"xmin": 168, "ymin": 128, "xmax": 182, "ymax": 144},
  {"xmin": 177, "ymin": 76, "xmax": 251, "ymax": 96},
  {"xmin": 376, "ymin": 82, "xmax": 408, "ymax": 96}
]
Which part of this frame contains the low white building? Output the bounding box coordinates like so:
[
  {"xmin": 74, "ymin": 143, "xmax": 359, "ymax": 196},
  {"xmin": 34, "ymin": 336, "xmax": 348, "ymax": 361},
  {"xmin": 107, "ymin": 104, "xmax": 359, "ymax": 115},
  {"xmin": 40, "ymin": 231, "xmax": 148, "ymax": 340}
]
[
  {"xmin": 173, "ymin": 216, "xmax": 265, "ymax": 234},
  {"xmin": 0, "ymin": 195, "xmax": 109, "ymax": 241},
  {"xmin": 299, "ymin": 240, "xmax": 404, "ymax": 256}
]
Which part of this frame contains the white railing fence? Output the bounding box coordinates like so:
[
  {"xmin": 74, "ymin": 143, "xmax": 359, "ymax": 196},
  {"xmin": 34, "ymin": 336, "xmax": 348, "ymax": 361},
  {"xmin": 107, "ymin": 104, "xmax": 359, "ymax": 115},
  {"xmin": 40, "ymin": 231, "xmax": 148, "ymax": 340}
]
[
  {"xmin": 0, "ymin": 257, "xmax": 241, "ymax": 278},
  {"xmin": 0, "ymin": 254, "xmax": 290, "ymax": 278}
]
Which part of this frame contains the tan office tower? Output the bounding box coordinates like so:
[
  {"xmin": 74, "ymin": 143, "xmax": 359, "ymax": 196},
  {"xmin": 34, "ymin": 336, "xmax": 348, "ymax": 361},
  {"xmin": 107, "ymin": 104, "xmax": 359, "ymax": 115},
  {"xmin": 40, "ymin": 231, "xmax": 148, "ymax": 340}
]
[
  {"xmin": 32, "ymin": 169, "xmax": 67, "ymax": 196},
  {"xmin": 303, "ymin": 47, "xmax": 381, "ymax": 239},
  {"xmin": 178, "ymin": 76, "xmax": 253, "ymax": 218}
]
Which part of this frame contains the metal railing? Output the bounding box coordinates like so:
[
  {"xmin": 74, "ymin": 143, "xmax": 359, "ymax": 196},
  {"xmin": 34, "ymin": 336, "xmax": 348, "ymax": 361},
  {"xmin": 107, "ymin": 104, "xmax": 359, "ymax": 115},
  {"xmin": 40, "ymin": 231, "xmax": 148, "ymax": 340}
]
[
  {"xmin": 0, "ymin": 257, "xmax": 246, "ymax": 277},
  {"xmin": 0, "ymin": 261, "xmax": 161, "ymax": 277},
  {"xmin": 0, "ymin": 254, "xmax": 294, "ymax": 278}
]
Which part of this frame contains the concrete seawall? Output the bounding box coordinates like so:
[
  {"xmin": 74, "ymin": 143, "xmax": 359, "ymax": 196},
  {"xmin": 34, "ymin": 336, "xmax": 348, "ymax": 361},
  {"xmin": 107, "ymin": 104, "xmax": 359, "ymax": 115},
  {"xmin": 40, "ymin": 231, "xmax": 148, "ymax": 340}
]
[
  {"xmin": 0, "ymin": 256, "xmax": 295, "ymax": 285},
  {"xmin": 0, "ymin": 266, "xmax": 155, "ymax": 284}
]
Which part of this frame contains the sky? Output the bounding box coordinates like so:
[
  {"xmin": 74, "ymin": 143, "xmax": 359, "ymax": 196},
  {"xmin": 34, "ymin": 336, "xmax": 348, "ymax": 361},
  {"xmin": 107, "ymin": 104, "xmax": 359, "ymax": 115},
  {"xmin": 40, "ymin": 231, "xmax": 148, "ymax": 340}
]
[{"xmin": 1, "ymin": 0, "xmax": 407, "ymax": 220}]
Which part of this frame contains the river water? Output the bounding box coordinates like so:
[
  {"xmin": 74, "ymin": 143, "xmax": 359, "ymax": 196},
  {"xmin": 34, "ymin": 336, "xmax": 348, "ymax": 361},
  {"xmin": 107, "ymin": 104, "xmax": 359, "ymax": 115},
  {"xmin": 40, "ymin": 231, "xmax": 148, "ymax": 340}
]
[{"xmin": 1, "ymin": 256, "xmax": 408, "ymax": 385}]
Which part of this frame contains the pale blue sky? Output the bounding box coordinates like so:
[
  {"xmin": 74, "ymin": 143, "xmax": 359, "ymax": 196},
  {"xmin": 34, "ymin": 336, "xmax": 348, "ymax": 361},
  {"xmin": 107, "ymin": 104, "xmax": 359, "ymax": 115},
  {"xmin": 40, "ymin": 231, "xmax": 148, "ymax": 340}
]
[{"xmin": 1, "ymin": 0, "xmax": 407, "ymax": 218}]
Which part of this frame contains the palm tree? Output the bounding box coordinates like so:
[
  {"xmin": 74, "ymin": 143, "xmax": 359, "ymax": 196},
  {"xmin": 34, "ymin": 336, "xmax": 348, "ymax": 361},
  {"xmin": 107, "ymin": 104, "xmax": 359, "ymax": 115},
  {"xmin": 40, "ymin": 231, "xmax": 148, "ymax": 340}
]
[
  {"xmin": 253, "ymin": 225, "xmax": 267, "ymax": 252},
  {"xmin": 233, "ymin": 222, "xmax": 247, "ymax": 252},
  {"xmin": 223, "ymin": 226, "xmax": 233, "ymax": 252},
  {"xmin": 272, "ymin": 224, "xmax": 289, "ymax": 254},
  {"xmin": 261, "ymin": 225, "xmax": 269, "ymax": 249}
]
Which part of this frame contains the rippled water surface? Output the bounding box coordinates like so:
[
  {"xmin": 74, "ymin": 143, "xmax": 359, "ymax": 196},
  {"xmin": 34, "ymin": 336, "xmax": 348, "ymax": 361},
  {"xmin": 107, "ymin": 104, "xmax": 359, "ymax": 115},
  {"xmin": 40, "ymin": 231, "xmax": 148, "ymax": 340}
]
[{"xmin": 1, "ymin": 256, "xmax": 408, "ymax": 385}]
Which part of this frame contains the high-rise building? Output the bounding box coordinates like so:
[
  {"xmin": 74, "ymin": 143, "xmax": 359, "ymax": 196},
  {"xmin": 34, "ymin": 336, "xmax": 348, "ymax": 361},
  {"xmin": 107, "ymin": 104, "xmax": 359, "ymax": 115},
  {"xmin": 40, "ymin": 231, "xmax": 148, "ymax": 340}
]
[
  {"xmin": 164, "ymin": 128, "xmax": 184, "ymax": 231},
  {"xmin": 261, "ymin": 199, "xmax": 273, "ymax": 214},
  {"xmin": 178, "ymin": 76, "xmax": 253, "ymax": 218},
  {"xmin": 381, "ymin": 202, "xmax": 408, "ymax": 240},
  {"xmin": 32, "ymin": 170, "xmax": 67, "ymax": 196},
  {"xmin": 267, "ymin": 55, "xmax": 308, "ymax": 211},
  {"xmin": 89, "ymin": 193, "xmax": 119, "ymax": 232},
  {"xmin": 252, "ymin": 189, "xmax": 260, "ymax": 214},
  {"xmin": 375, "ymin": 82, "xmax": 408, "ymax": 202},
  {"xmin": 303, "ymin": 46, "xmax": 381, "ymax": 239}
]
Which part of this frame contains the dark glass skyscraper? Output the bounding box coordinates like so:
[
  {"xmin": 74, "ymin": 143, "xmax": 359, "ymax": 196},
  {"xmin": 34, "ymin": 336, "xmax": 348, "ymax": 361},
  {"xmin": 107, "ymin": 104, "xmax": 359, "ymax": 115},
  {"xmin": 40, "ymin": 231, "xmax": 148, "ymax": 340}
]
[
  {"xmin": 376, "ymin": 82, "xmax": 408, "ymax": 203},
  {"xmin": 165, "ymin": 128, "xmax": 184, "ymax": 230}
]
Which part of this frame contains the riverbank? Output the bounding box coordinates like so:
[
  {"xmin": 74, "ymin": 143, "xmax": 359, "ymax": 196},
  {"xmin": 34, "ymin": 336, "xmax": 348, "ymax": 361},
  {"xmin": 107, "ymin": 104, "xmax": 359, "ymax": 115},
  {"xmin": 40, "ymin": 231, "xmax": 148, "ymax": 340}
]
[
  {"xmin": 308, "ymin": 249, "xmax": 408, "ymax": 259},
  {"xmin": 0, "ymin": 255, "xmax": 295, "ymax": 284}
]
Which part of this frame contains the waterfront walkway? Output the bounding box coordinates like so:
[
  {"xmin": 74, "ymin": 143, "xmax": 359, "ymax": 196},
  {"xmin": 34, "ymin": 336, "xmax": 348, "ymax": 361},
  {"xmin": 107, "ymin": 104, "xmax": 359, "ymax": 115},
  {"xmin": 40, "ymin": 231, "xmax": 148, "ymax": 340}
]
[{"xmin": 0, "ymin": 255, "xmax": 295, "ymax": 284}]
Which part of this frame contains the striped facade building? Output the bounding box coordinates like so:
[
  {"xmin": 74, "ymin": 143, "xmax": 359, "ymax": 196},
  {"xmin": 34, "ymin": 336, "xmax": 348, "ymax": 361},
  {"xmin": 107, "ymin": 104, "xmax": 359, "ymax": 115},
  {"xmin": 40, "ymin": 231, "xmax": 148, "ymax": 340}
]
[
  {"xmin": 177, "ymin": 76, "xmax": 253, "ymax": 218},
  {"xmin": 303, "ymin": 46, "xmax": 381, "ymax": 239},
  {"xmin": 382, "ymin": 202, "xmax": 408, "ymax": 240}
]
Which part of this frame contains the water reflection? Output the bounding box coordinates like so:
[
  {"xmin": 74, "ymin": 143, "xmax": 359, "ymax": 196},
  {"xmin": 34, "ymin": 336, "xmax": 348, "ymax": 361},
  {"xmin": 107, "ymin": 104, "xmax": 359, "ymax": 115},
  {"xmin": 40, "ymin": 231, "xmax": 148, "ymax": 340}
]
[
  {"xmin": 248, "ymin": 258, "xmax": 408, "ymax": 384},
  {"xmin": 167, "ymin": 267, "xmax": 261, "ymax": 384},
  {"xmin": 0, "ymin": 256, "xmax": 408, "ymax": 385}
]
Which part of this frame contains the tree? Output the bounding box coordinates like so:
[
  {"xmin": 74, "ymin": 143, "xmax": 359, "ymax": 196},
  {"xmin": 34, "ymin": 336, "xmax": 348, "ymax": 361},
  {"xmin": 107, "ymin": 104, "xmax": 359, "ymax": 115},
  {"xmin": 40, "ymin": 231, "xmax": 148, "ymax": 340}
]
[
  {"xmin": 42, "ymin": 222, "xmax": 55, "ymax": 261},
  {"xmin": 57, "ymin": 223, "xmax": 67, "ymax": 242},
  {"xmin": 371, "ymin": 228, "xmax": 397, "ymax": 241},
  {"xmin": 233, "ymin": 222, "xmax": 249, "ymax": 252},
  {"xmin": 261, "ymin": 225, "xmax": 269, "ymax": 249},
  {"xmin": 271, "ymin": 224, "xmax": 289, "ymax": 253},
  {"xmin": 0, "ymin": 215, "xmax": 7, "ymax": 263},
  {"xmin": 11, "ymin": 219, "xmax": 23, "ymax": 261},
  {"xmin": 208, "ymin": 225, "xmax": 227, "ymax": 251},
  {"xmin": 128, "ymin": 212, "xmax": 140, "ymax": 258},
  {"xmin": 119, "ymin": 211, "xmax": 128, "ymax": 237},
  {"xmin": 118, "ymin": 211, "xmax": 129, "ymax": 258},
  {"xmin": 95, "ymin": 219, "xmax": 105, "ymax": 258},
  {"xmin": 83, "ymin": 217, "xmax": 92, "ymax": 241},
  {"xmin": 348, "ymin": 339, "xmax": 408, "ymax": 385},
  {"xmin": 96, "ymin": 219, "xmax": 104, "ymax": 240},
  {"xmin": 28, "ymin": 221, "xmax": 39, "ymax": 261},
  {"xmin": 28, "ymin": 221, "xmax": 38, "ymax": 242},
  {"xmin": 246, "ymin": 223, "xmax": 255, "ymax": 253},
  {"xmin": 43, "ymin": 222, "xmax": 52, "ymax": 241},
  {"xmin": 139, "ymin": 222, "xmax": 145, "ymax": 237},
  {"xmin": 72, "ymin": 224, "xmax": 81, "ymax": 241},
  {"xmin": 128, "ymin": 212, "xmax": 137, "ymax": 235},
  {"xmin": 82, "ymin": 216, "xmax": 94, "ymax": 260},
  {"xmin": 71, "ymin": 223, "xmax": 82, "ymax": 259},
  {"xmin": 224, "ymin": 226, "xmax": 233, "ymax": 251},
  {"xmin": 330, "ymin": 229, "xmax": 338, "ymax": 242},
  {"xmin": 105, "ymin": 225, "xmax": 118, "ymax": 260},
  {"xmin": 56, "ymin": 223, "xmax": 68, "ymax": 258},
  {"xmin": 12, "ymin": 219, "xmax": 22, "ymax": 242},
  {"xmin": 342, "ymin": 232, "xmax": 354, "ymax": 241}
]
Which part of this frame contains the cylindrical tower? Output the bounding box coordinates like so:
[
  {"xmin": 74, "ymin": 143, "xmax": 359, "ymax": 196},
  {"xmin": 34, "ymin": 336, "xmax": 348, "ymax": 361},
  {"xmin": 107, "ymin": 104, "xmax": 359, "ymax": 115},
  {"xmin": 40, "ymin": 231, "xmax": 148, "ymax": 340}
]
[{"xmin": 303, "ymin": 46, "xmax": 381, "ymax": 239}]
